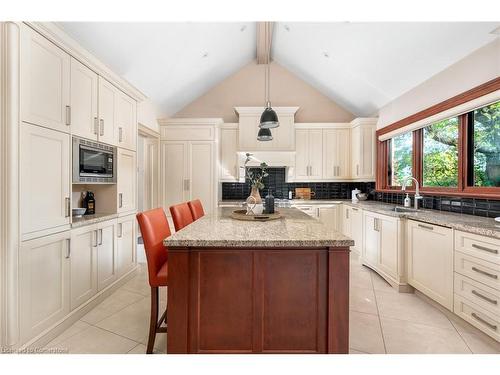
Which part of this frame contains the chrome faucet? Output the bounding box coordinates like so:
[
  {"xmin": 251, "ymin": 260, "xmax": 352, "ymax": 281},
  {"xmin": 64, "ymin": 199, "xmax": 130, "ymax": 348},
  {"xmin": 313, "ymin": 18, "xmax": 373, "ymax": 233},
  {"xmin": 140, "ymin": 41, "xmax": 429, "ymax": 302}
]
[{"xmin": 401, "ymin": 176, "xmax": 423, "ymax": 210}]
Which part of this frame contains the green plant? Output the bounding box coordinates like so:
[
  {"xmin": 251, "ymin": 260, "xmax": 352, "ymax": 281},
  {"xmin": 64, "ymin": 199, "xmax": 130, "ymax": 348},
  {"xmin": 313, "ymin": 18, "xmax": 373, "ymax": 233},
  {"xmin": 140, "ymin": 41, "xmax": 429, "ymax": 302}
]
[{"xmin": 245, "ymin": 162, "xmax": 269, "ymax": 190}]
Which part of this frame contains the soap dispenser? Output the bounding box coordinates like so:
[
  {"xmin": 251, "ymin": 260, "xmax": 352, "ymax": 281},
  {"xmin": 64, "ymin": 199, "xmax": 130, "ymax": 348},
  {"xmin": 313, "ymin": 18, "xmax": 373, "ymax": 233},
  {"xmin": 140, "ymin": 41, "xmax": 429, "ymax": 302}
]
[{"xmin": 404, "ymin": 194, "xmax": 411, "ymax": 208}]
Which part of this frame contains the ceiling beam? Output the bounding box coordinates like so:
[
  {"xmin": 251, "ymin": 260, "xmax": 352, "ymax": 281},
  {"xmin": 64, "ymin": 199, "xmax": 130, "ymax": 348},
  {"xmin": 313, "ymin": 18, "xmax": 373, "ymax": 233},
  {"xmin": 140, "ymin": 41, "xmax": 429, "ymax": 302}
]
[{"xmin": 256, "ymin": 22, "xmax": 273, "ymax": 64}]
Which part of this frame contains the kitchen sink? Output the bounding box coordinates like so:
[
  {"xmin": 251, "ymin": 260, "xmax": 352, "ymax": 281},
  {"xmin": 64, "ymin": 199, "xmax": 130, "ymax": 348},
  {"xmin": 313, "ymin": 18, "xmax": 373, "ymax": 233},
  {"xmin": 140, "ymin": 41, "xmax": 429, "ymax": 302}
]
[{"xmin": 392, "ymin": 206, "xmax": 419, "ymax": 213}]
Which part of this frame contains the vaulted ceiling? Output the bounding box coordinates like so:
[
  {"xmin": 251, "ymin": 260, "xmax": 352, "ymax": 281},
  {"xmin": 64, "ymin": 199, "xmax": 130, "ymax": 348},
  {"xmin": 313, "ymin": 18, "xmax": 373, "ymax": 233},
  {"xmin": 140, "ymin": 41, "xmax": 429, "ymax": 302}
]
[{"xmin": 58, "ymin": 22, "xmax": 499, "ymax": 117}]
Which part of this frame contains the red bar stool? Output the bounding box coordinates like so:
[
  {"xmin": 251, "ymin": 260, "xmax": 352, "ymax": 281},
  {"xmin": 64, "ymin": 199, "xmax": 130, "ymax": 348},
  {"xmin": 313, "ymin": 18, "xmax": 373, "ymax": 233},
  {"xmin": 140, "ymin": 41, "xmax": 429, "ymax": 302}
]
[
  {"xmin": 188, "ymin": 199, "xmax": 205, "ymax": 221},
  {"xmin": 169, "ymin": 202, "xmax": 194, "ymax": 231},
  {"xmin": 136, "ymin": 208, "xmax": 170, "ymax": 354}
]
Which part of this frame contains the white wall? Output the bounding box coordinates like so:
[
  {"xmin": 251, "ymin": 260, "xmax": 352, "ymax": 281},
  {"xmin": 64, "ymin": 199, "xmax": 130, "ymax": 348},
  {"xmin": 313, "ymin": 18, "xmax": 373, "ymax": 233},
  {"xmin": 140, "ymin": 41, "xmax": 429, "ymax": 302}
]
[
  {"xmin": 377, "ymin": 38, "xmax": 500, "ymax": 129},
  {"xmin": 137, "ymin": 98, "xmax": 163, "ymax": 133}
]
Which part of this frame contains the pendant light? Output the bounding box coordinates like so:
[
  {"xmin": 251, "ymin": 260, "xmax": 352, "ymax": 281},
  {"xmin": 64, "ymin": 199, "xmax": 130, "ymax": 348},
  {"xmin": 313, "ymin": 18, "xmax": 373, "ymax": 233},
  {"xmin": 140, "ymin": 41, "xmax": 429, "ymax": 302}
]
[
  {"xmin": 258, "ymin": 22, "xmax": 279, "ymax": 138},
  {"xmin": 257, "ymin": 127, "xmax": 273, "ymax": 141}
]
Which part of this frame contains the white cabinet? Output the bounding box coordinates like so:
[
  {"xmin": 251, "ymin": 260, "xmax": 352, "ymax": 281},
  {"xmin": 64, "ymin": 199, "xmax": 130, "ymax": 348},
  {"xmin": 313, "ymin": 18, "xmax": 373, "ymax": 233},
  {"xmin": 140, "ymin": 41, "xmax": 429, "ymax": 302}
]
[
  {"xmin": 407, "ymin": 220, "xmax": 453, "ymax": 310},
  {"xmin": 294, "ymin": 129, "xmax": 323, "ymax": 181},
  {"xmin": 362, "ymin": 210, "xmax": 402, "ymax": 283},
  {"xmin": 161, "ymin": 141, "xmax": 189, "ymax": 210},
  {"xmin": 20, "ymin": 122, "xmax": 71, "ymax": 238},
  {"xmin": 98, "ymin": 77, "xmax": 118, "ymax": 146},
  {"xmin": 116, "ymin": 90, "xmax": 137, "ymax": 151},
  {"xmin": 220, "ymin": 126, "xmax": 239, "ymax": 181},
  {"xmin": 323, "ymin": 128, "xmax": 351, "ymax": 179},
  {"xmin": 97, "ymin": 220, "xmax": 117, "ymax": 291},
  {"xmin": 317, "ymin": 205, "xmax": 340, "ymax": 231},
  {"xmin": 351, "ymin": 119, "xmax": 376, "ymax": 180},
  {"xmin": 341, "ymin": 205, "xmax": 363, "ymax": 255},
  {"xmin": 116, "ymin": 214, "xmax": 136, "ymax": 276},
  {"xmin": 20, "ymin": 231, "xmax": 70, "ymax": 343},
  {"xmin": 70, "ymin": 57, "xmax": 98, "ymax": 140},
  {"xmin": 21, "ymin": 24, "xmax": 70, "ymax": 133},
  {"xmin": 70, "ymin": 225, "xmax": 98, "ymax": 310},
  {"xmin": 117, "ymin": 148, "xmax": 137, "ymax": 214},
  {"xmin": 189, "ymin": 141, "xmax": 216, "ymax": 215},
  {"xmin": 235, "ymin": 107, "xmax": 298, "ymax": 151}
]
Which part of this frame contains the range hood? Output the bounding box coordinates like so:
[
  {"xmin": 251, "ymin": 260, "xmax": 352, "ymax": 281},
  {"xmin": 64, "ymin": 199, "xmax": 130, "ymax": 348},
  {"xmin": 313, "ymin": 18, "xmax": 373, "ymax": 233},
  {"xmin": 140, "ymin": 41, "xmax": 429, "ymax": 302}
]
[{"xmin": 236, "ymin": 152, "xmax": 296, "ymax": 182}]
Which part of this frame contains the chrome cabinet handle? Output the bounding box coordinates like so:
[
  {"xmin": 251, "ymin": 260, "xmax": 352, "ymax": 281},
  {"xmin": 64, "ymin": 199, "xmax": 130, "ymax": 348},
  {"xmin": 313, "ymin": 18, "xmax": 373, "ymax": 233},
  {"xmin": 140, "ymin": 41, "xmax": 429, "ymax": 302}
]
[
  {"xmin": 119, "ymin": 193, "xmax": 123, "ymax": 208},
  {"xmin": 94, "ymin": 117, "xmax": 98, "ymax": 135},
  {"xmin": 418, "ymin": 223, "xmax": 434, "ymax": 231},
  {"xmin": 471, "ymin": 313, "xmax": 497, "ymax": 331},
  {"xmin": 345, "ymin": 209, "xmax": 349, "ymax": 219},
  {"xmin": 472, "ymin": 244, "xmax": 498, "ymax": 255},
  {"xmin": 93, "ymin": 230, "xmax": 98, "ymax": 247},
  {"xmin": 65, "ymin": 105, "xmax": 71, "ymax": 126},
  {"xmin": 119, "ymin": 127, "xmax": 123, "ymax": 142},
  {"xmin": 471, "ymin": 290, "xmax": 498, "ymax": 305},
  {"xmin": 471, "ymin": 266, "xmax": 498, "ymax": 280},
  {"xmin": 65, "ymin": 197, "xmax": 70, "ymax": 218},
  {"xmin": 351, "ymin": 207, "xmax": 358, "ymax": 211},
  {"xmin": 99, "ymin": 119, "xmax": 104, "ymax": 136},
  {"xmin": 65, "ymin": 238, "xmax": 71, "ymax": 259},
  {"xmin": 118, "ymin": 223, "xmax": 123, "ymax": 238},
  {"xmin": 98, "ymin": 229, "xmax": 103, "ymax": 245}
]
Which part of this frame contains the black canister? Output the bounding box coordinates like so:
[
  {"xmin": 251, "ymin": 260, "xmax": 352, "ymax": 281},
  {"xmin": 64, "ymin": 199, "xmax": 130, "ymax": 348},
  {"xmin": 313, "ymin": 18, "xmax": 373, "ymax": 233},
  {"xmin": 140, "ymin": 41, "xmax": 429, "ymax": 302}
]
[
  {"xmin": 265, "ymin": 190, "xmax": 275, "ymax": 214},
  {"xmin": 83, "ymin": 191, "xmax": 96, "ymax": 215}
]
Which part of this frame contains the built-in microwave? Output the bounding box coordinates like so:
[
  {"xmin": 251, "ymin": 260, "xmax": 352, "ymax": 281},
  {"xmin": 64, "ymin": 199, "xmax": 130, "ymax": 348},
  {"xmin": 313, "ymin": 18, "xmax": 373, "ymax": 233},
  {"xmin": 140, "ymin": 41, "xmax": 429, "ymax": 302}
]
[{"xmin": 73, "ymin": 137, "xmax": 117, "ymax": 183}]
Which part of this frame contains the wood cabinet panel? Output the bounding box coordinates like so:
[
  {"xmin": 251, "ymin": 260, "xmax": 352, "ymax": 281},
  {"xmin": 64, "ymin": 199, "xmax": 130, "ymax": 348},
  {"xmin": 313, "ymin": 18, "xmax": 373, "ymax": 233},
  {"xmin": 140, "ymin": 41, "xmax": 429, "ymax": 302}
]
[
  {"xmin": 161, "ymin": 141, "xmax": 188, "ymax": 212},
  {"xmin": 98, "ymin": 77, "xmax": 117, "ymax": 146},
  {"xmin": 70, "ymin": 58, "xmax": 98, "ymax": 140},
  {"xmin": 116, "ymin": 91, "xmax": 137, "ymax": 151},
  {"xmin": 219, "ymin": 127, "xmax": 239, "ymax": 181},
  {"xmin": 117, "ymin": 148, "xmax": 137, "ymax": 213},
  {"xmin": 70, "ymin": 225, "xmax": 97, "ymax": 310},
  {"xmin": 189, "ymin": 142, "xmax": 215, "ymax": 215},
  {"xmin": 116, "ymin": 215, "xmax": 136, "ymax": 276},
  {"xmin": 97, "ymin": 221, "xmax": 116, "ymax": 291}
]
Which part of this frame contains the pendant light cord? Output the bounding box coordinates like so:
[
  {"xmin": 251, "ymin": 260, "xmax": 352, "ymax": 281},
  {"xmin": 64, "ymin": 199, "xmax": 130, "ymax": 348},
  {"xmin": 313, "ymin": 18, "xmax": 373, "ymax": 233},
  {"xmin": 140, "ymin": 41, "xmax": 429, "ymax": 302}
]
[{"xmin": 267, "ymin": 22, "xmax": 271, "ymax": 106}]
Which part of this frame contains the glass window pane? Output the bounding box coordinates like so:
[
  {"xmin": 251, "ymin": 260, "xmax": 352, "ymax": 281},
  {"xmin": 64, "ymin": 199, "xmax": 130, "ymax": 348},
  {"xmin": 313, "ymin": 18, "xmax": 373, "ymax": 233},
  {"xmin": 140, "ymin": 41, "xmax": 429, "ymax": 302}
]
[
  {"xmin": 388, "ymin": 132, "xmax": 412, "ymax": 186},
  {"xmin": 472, "ymin": 101, "xmax": 500, "ymax": 187},
  {"xmin": 422, "ymin": 117, "xmax": 459, "ymax": 187}
]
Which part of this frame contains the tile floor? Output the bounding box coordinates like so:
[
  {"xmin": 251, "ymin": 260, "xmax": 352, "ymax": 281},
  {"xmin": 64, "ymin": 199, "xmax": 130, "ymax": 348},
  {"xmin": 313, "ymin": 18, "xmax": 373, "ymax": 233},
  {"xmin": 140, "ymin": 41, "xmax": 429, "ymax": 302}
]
[{"xmin": 44, "ymin": 254, "xmax": 500, "ymax": 354}]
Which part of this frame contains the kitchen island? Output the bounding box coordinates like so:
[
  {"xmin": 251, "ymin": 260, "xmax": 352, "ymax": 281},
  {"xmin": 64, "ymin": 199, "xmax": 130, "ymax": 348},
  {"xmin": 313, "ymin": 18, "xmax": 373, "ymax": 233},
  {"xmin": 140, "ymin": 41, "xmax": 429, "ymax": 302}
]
[{"xmin": 163, "ymin": 207, "xmax": 354, "ymax": 354}]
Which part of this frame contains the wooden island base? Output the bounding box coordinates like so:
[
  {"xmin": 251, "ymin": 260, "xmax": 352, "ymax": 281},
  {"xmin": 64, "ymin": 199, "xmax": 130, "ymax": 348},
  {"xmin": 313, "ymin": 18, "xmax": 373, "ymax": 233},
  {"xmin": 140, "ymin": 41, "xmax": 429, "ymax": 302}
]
[{"xmin": 167, "ymin": 246, "xmax": 350, "ymax": 354}]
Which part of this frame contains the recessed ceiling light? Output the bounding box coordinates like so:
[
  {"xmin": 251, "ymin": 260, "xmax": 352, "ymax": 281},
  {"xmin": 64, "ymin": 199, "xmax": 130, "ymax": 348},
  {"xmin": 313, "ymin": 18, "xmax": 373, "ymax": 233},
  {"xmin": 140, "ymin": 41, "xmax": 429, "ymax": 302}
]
[
  {"xmin": 284, "ymin": 24, "xmax": 290, "ymax": 32},
  {"xmin": 202, "ymin": 52, "xmax": 209, "ymax": 58},
  {"xmin": 323, "ymin": 51, "xmax": 330, "ymax": 58},
  {"xmin": 490, "ymin": 26, "xmax": 500, "ymax": 35},
  {"xmin": 240, "ymin": 25, "xmax": 247, "ymax": 32}
]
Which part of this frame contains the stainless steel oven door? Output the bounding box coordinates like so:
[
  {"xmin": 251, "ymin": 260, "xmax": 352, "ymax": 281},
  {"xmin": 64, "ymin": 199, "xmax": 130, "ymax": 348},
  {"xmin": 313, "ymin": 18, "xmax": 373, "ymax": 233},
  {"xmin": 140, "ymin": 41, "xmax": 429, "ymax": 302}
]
[{"xmin": 73, "ymin": 137, "xmax": 117, "ymax": 183}]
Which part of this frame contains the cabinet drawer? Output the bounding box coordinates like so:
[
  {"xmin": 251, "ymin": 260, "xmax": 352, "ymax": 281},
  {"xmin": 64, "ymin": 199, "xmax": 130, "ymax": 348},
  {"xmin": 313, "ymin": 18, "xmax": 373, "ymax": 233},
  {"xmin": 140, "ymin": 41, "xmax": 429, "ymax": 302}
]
[
  {"xmin": 455, "ymin": 252, "xmax": 500, "ymax": 291},
  {"xmin": 454, "ymin": 295, "xmax": 499, "ymax": 342},
  {"xmin": 455, "ymin": 230, "xmax": 500, "ymax": 265},
  {"xmin": 454, "ymin": 273, "xmax": 500, "ymax": 316}
]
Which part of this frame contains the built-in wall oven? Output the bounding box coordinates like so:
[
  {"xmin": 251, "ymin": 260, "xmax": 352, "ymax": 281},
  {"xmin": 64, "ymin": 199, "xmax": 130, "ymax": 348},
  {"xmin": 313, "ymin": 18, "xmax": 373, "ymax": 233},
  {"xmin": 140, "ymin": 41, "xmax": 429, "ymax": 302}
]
[{"xmin": 73, "ymin": 137, "xmax": 117, "ymax": 183}]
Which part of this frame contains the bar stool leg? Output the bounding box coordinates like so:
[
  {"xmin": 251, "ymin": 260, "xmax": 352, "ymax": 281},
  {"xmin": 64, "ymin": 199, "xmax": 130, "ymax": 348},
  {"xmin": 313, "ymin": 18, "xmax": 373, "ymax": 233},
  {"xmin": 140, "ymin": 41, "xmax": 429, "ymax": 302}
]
[{"xmin": 147, "ymin": 286, "xmax": 159, "ymax": 354}]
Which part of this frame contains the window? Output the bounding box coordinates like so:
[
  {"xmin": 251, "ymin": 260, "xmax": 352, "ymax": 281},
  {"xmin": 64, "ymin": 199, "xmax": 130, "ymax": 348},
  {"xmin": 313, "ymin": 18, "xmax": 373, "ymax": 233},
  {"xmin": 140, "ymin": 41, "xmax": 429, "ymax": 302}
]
[
  {"xmin": 422, "ymin": 117, "xmax": 459, "ymax": 187},
  {"xmin": 469, "ymin": 101, "xmax": 500, "ymax": 187},
  {"xmin": 388, "ymin": 132, "xmax": 412, "ymax": 186}
]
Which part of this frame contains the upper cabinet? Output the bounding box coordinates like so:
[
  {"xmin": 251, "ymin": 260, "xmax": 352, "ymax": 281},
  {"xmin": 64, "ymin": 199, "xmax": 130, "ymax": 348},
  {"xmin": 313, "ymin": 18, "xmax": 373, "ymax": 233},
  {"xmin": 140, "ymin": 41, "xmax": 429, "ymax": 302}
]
[
  {"xmin": 116, "ymin": 90, "xmax": 137, "ymax": 151},
  {"xmin": 70, "ymin": 58, "xmax": 98, "ymax": 140},
  {"xmin": 295, "ymin": 128, "xmax": 323, "ymax": 181},
  {"xmin": 219, "ymin": 124, "xmax": 239, "ymax": 182},
  {"xmin": 323, "ymin": 127, "xmax": 351, "ymax": 179},
  {"xmin": 351, "ymin": 118, "xmax": 377, "ymax": 180},
  {"xmin": 98, "ymin": 77, "xmax": 118, "ymax": 146},
  {"xmin": 21, "ymin": 24, "xmax": 71, "ymax": 133},
  {"xmin": 235, "ymin": 107, "xmax": 299, "ymax": 151}
]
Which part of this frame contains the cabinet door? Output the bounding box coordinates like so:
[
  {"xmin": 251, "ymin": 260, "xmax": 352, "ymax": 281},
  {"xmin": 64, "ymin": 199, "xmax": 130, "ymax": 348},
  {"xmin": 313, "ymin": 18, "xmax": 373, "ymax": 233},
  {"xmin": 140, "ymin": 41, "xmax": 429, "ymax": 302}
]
[
  {"xmin": 98, "ymin": 77, "xmax": 117, "ymax": 146},
  {"xmin": 161, "ymin": 141, "xmax": 188, "ymax": 211},
  {"xmin": 362, "ymin": 212, "xmax": 379, "ymax": 268},
  {"xmin": 97, "ymin": 221, "xmax": 117, "ymax": 291},
  {"xmin": 269, "ymin": 114, "xmax": 295, "ymax": 151},
  {"xmin": 190, "ymin": 141, "xmax": 215, "ymax": 215},
  {"xmin": 20, "ymin": 231, "xmax": 70, "ymax": 343},
  {"xmin": 220, "ymin": 128, "xmax": 239, "ymax": 181},
  {"xmin": 323, "ymin": 129, "xmax": 337, "ymax": 179},
  {"xmin": 294, "ymin": 129, "xmax": 309, "ymax": 180},
  {"xmin": 117, "ymin": 148, "xmax": 137, "ymax": 213},
  {"xmin": 336, "ymin": 129, "xmax": 351, "ymax": 178},
  {"xmin": 117, "ymin": 215, "xmax": 136, "ymax": 276},
  {"xmin": 70, "ymin": 58, "xmax": 98, "ymax": 140},
  {"xmin": 70, "ymin": 225, "xmax": 98, "ymax": 310},
  {"xmin": 350, "ymin": 207, "xmax": 363, "ymax": 255},
  {"xmin": 21, "ymin": 123, "xmax": 71, "ymax": 237},
  {"xmin": 351, "ymin": 126, "xmax": 361, "ymax": 178},
  {"xmin": 21, "ymin": 24, "xmax": 70, "ymax": 133},
  {"xmin": 359, "ymin": 126, "xmax": 376, "ymax": 178},
  {"xmin": 407, "ymin": 220, "xmax": 453, "ymax": 310},
  {"xmin": 378, "ymin": 217, "xmax": 399, "ymax": 279},
  {"xmin": 308, "ymin": 129, "xmax": 323, "ymax": 179},
  {"xmin": 341, "ymin": 205, "xmax": 351, "ymax": 237},
  {"xmin": 317, "ymin": 206, "xmax": 339, "ymax": 231},
  {"xmin": 116, "ymin": 90, "xmax": 137, "ymax": 151}
]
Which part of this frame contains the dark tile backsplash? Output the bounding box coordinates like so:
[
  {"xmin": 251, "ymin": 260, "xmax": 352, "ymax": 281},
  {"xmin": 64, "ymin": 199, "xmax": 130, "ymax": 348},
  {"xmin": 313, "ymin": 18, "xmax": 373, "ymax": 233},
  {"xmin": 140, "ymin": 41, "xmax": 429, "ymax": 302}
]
[{"xmin": 222, "ymin": 167, "xmax": 500, "ymax": 218}]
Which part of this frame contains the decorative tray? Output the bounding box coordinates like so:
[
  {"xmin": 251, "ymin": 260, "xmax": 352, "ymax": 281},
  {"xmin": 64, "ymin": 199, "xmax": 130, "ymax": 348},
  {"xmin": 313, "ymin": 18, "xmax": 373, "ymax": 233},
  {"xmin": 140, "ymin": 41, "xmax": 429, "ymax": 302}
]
[{"xmin": 230, "ymin": 209, "xmax": 283, "ymax": 222}]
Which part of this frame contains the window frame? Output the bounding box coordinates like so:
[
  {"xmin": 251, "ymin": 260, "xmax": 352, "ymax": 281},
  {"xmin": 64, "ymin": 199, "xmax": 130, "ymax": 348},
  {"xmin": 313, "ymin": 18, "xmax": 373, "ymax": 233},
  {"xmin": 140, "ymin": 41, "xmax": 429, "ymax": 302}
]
[{"xmin": 376, "ymin": 77, "xmax": 500, "ymax": 199}]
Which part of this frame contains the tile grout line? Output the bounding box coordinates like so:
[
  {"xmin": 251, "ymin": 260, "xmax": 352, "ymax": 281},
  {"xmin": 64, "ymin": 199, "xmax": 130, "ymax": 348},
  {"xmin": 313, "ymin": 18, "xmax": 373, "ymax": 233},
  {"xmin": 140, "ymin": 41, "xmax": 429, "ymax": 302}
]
[
  {"xmin": 448, "ymin": 318, "xmax": 474, "ymax": 354},
  {"xmin": 369, "ymin": 271, "xmax": 388, "ymax": 354}
]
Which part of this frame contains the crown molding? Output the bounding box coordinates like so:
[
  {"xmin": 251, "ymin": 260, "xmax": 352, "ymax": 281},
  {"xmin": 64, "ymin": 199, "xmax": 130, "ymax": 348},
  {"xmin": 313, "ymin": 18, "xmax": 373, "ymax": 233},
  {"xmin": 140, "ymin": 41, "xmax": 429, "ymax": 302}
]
[
  {"xmin": 25, "ymin": 22, "xmax": 147, "ymax": 102},
  {"xmin": 295, "ymin": 122, "xmax": 351, "ymax": 129},
  {"xmin": 158, "ymin": 117, "xmax": 224, "ymax": 126},
  {"xmin": 350, "ymin": 117, "xmax": 378, "ymax": 127},
  {"xmin": 234, "ymin": 106, "xmax": 300, "ymax": 116}
]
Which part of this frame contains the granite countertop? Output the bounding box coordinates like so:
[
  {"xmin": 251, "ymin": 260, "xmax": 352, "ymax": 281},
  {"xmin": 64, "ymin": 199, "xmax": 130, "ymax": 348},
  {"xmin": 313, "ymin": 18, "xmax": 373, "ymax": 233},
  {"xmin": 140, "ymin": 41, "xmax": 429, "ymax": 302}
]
[
  {"xmin": 163, "ymin": 207, "xmax": 354, "ymax": 248},
  {"xmin": 71, "ymin": 213, "xmax": 118, "ymax": 228},
  {"xmin": 341, "ymin": 200, "xmax": 500, "ymax": 239}
]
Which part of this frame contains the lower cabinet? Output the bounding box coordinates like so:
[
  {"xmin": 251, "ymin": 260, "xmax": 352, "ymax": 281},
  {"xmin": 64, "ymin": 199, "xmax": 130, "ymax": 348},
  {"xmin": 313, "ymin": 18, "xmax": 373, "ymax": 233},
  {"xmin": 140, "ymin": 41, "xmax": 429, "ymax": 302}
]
[
  {"xmin": 70, "ymin": 226, "xmax": 98, "ymax": 310},
  {"xmin": 407, "ymin": 220, "xmax": 453, "ymax": 310},
  {"xmin": 97, "ymin": 220, "xmax": 117, "ymax": 291},
  {"xmin": 20, "ymin": 231, "xmax": 71, "ymax": 343},
  {"xmin": 341, "ymin": 205, "xmax": 363, "ymax": 255},
  {"xmin": 116, "ymin": 214, "xmax": 136, "ymax": 276},
  {"xmin": 317, "ymin": 205, "xmax": 340, "ymax": 231},
  {"xmin": 361, "ymin": 210, "xmax": 402, "ymax": 285}
]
